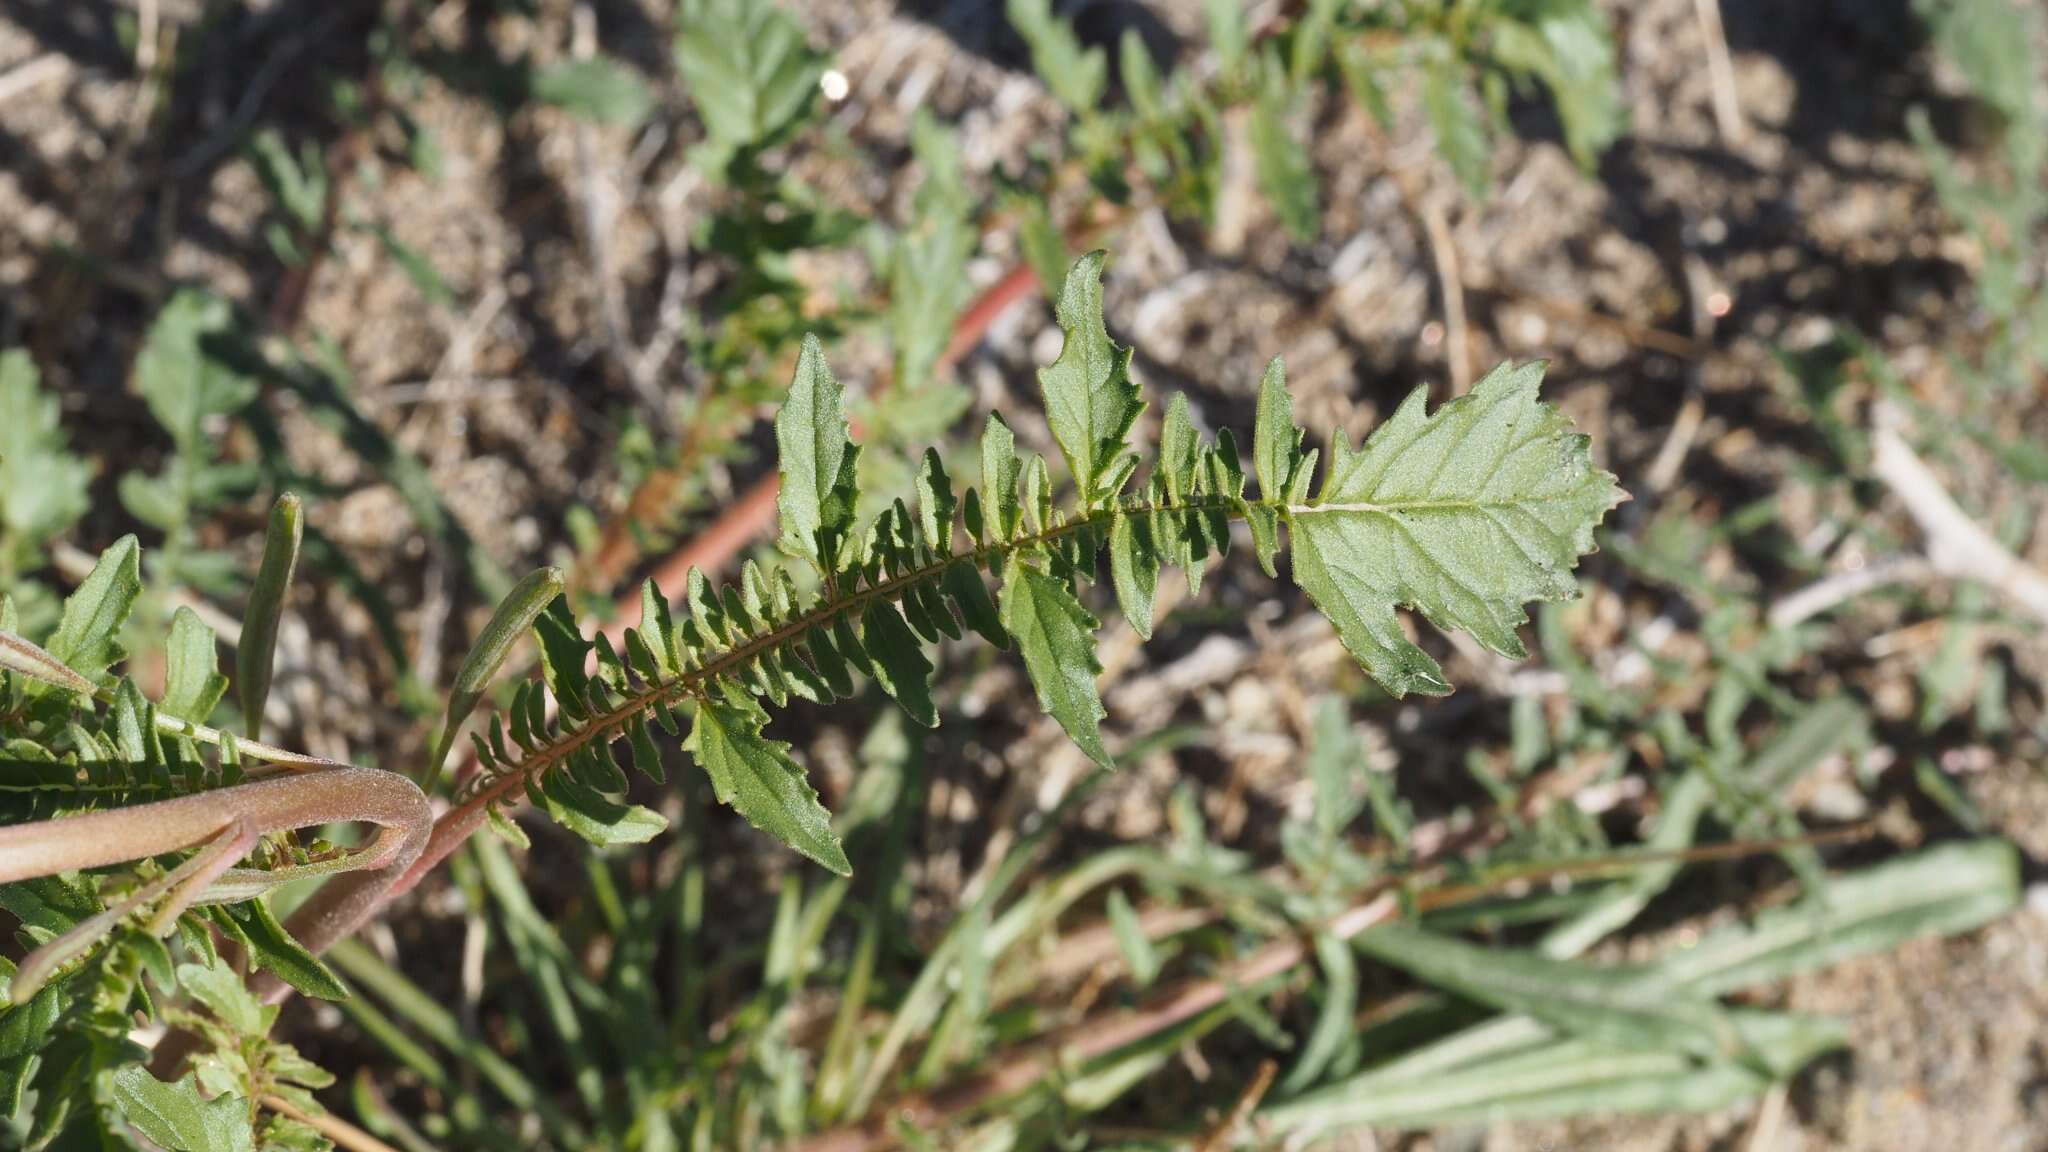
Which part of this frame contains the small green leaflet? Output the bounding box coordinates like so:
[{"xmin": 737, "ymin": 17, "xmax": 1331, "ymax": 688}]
[
  {"xmin": 685, "ymin": 691, "xmax": 850, "ymax": 875},
  {"xmin": 1486, "ymin": 1, "xmax": 1623, "ymax": 170},
  {"xmin": 861, "ymin": 600, "xmax": 938, "ymax": 728},
  {"xmin": 999, "ymin": 557, "xmax": 1111, "ymax": 769},
  {"xmin": 0, "ymin": 350, "xmax": 91, "ymax": 565},
  {"xmin": 45, "ymin": 535, "xmax": 141, "ymax": 690},
  {"xmin": 1423, "ymin": 58, "xmax": 1491, "ymax": 200},
  {"xmin": 135, "ymin": 292, "xmax": 260, "ymax": 459},
  {"xmin": 178, "ymin": 959, "xmax": 273, "ymax": 1036},
  {"xmin": 1007, "ymin": 0, "xmax": 1106, "ymax": 113},
  {"xmin": 981, "ymin": 413, "xmax": 1021, "ymax": 542},
  {"xmin": 161, "ymin": 608, "xmax": 229, "ymax": 723},
  {"xmin": 1250, "ymin": 49, "xmax": 1319, "ymax": 244},
  {"xmin": 1038, "ymin": 252, "xmax": 1144, "ymax": 508},
  {"xmin": 775, "ymin": 335, "xmax": 857, "ymax": 569},
  {"xmin": 673, "ymin": 0, "xmax": 825, "ymax": 164},
  {"xmin": 219, "ymin": 900, "xmax": 351, "ymax": 1002},
  {"xmin": 1284, "ymin": 362, "xmax": 1623, "ymax": 696},
  {"xmin": 1252, "ymin": 357, "xmax": 1315, "ymax": 505}
]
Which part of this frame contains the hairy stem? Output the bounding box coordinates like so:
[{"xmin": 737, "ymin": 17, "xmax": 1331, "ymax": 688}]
[{"xmin": 0, "ymin": 763, "xmax": 429, "ymax": 1000}]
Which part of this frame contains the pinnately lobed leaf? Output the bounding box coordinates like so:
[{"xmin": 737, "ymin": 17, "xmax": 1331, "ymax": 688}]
[{"xmin": 477, "ymin": 253, "xmax": 1617, "ymax": 874}]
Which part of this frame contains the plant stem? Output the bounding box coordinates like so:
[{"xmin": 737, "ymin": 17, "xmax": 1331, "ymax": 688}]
[{"xmin": 260, "ymin": 1093, "xmax": 406, "ymax": 1152}]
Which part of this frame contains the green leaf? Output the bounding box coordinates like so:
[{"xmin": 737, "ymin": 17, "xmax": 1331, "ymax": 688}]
[
  {"xmin": 46, "ymin": 535, "xmax": 142, "ymax": 689},
  {"xmin": 238, "ymin": 493, "xmax": 301, "ymax": 741},
  {"xmin": 1648, "ymin": 839, "xmax": 2019, "ymax": 997},
  {"xmin": 1249, "ymin": 51, "xmax": 1319, "ymax": 244},
  {"xmin": 531, "ymin": 57, "xmax": 654, "ymax": 127},
  {"xmin": 429, "ymin": 568, "xmax": 566, "ymax": 789},
  {"xmin": 1304, "ymin": 696, "xmax": 1364, "ymax": 839},
  {"xmin": 1287, "ymin": 362, "xmax": 1623, "ymax": 697},
  {"xmin": 981, "ymin": 413, "xmax": 1021, "ymax": 542},
  {"xmin": 1279, "ymin": 931, "xmax": 1357, "ymax": 1093},
  {"xmin": 890, "ymin": 114, "xmax": 976, "ymax": 397},
  {"xmin": 673, "ymin": 0, "xmax": 825, "ymax": 165},
  {"xmin": 1108, "ymin": 511, "xmax": 1159, "ymax": 640},
  {"xmin": 136, "ymin": 292, "xmax": 259, "ymax": 456},
  {"xmin": 684, "ymin": 694, "xmax": 850, "ymax": 875},
  {"xmin": 999, "ymin": 556, "xmax": 1110, "ymax": 768},
  {"xmin": 1252, "ymin": 356, "xmax": 1313, "ymax": 505},
  {"xmin": 1204, "ymin": 0, "xmax": 1250, "ymax": 78},
  {"xmin": 1491, "ymin": 1, "xmax": 1623, "ymax": 169},
  {"xmin": 538, "ymin": 777, "xmax": 670, "ymax": 847},
  {"xmin": 233, "ymin": 899, "xmax": 350, "ymax": 1002},
  {"xmin": 368, "ymin": 224, "xmax": 457, "ymax": 310},
  {"xmin": 1922, "ymin": 0, "xmax": 2046, "ymax": 142},
  {"xmin": 1354, "ymin": 922, "xmax": 1804, "ymax": 1072},
  {"xmin": 861, "ymin": 601, "xmax": 937, "ymax": 728},
  {"xmin": 1105, "ymin": 889, "xmax": 1161, "ymax": 987},
  {"xmin": 111, "ymin": 1067, "xmax": 255, "ymax": 1152},
  {"xmin": 1264, "ymin": 1025, "xmax": 1840, "ymax": 1137},
  {"xmin": 161, "ymin": 607, "xmax": 228, "ymax": 722},
  {"xmin": 776, "ymin": 335, "xmax": 856, "ymax": 569},
  {"xmin": 0, "ymin": 349, "xmax": 91, "ymax": 560},
  {"xmin": 1007, "ymin": 0, "xmax": 1106, "ymax": 113},
  {"xmin": 0, "ymin": 982, "xmax": 60, "ymax": 1059},
  {"xmin": 1037, "ymin": 252, "xmax": 1143, "ymax": 506},
  {"xmin": 1423, "ymin": 60, "xmax": 1490, "ymax": 199},
  {"xmin": 176, "ymin": 958, "xmax": 273, "ymax": 1036}
]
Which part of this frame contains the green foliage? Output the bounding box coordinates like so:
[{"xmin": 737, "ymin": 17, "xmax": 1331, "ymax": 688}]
[
  {"xmin": 459, "ymin": 251, "xmax": 1618, "ymax": 866},
  {"xmin": 674, "ymin": 0, "xmax": 826, "ymax": 172},
  {"xmin": 43, "ymin": 535, "xmax": 142, "ymax": 693},
  {"xmin": 1267, "ymin": 841, "xmax": 2018, "ymax": 1137},
  {"xmin": 428, "ymin": 565, "xmax": 567, "ymax": 790},
  {"xmin": 685, "ymin": 690, "xmax": 849, "ymax": 873},
  {"xmin": 1010, "ymin": 0, "xmax": 1624, "ymax": 228},
  {"xmin": 999, "ymin": 555, "xmax": 1111, "ymax": 767},
  {"xmin": 1007, "ymin": 0, "xmax": 1106, "ymax": 114},
  {"xmin": 1285, "ymin": 360, "xmax": 1620, "ymax": 694},
  {"xmin": 882, "ymin": 113, "xmax": 977, "ymax": 420},
  {"xmin": 531, "ymin": 58, "xmax": 655, "ymax": 127},
  {"xmin": 1250, "ymin": 48, "xmax": 1322, "ymax": 243},
  {"xmin": 1037, "ymin": 250, "xmax": 1144, "ymax": 508},
  {"xmin": 0, "ymin": 524, "xmax": 356, "ymax": 1151},
  {"xmin": 111, "ymin": 1065, "xmax": 256, "ymax": 1152},
  {"xmin": 1911, "ymin": 0, "xmax": 2047, "ymax": 378},
  {"xmin": 0, "ymin": 352, "xmax": 91, "ymax": 629},
  {"xmin": 238, "ymin": 494, "xmax": 302, "ymax": 741},
  {"xmin": 121, "ymin": 292, "xmax": 262, "ymax": 595}
]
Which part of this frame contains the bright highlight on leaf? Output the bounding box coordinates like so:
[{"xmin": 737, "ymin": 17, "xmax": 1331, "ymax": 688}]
[{"xmin": 449, "ymin": 252, "xmax": 1619, "ymax": 871}]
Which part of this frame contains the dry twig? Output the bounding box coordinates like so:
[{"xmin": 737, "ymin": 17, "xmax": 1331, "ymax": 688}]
[
  {"xmin": 1693, "ymin": 0, "xmax": 1748, "ymax": 147},
  {"xmin": 261, "ymin": 1094, "xmax": 406, "ymax": 1152},
  {"xmin": 1871, "ymin": 404, "xmax": 2048, "ymax": 627}
]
